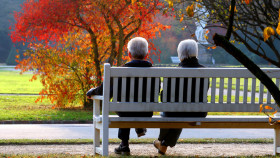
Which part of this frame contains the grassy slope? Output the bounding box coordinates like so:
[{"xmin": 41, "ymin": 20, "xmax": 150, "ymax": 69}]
[
  {"xmin": 0, "ymin": 71, "xmax": 43, "ymax": 94},
  {"xmin": 0, "ymin": 95, "xmax": 92, "ymax": 121}
]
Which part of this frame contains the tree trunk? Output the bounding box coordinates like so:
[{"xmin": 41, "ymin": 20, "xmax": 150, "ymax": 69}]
[
  {"xmin": 213, "ymin": 33, "xmax": 280, "ymax": 107},
  {"xmin": 91, "ymin": 36, "xmax": 102, "ymax": 85},
  {"xmin": 84, "ymin": 96, "xmax": 93, "ymax": 110}
]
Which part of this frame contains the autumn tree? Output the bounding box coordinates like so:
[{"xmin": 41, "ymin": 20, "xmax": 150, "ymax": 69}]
[{"xmin": 11, "ymin": 0, "xmax": 168, "ymax": 109}]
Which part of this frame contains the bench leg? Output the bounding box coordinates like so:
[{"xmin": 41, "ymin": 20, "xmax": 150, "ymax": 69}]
[
  {"xmin": 274, "ymin": 127, "xmax": 280, "ymax": 155},
  {"xmin": 93, "ymin": 99, "xmax": 101, "ymax": 155},
  {"xmin": 102, "ymin": 120, "xmax": 109, "ymax": 156},
  {"xmin": 93, "ymin": 122, "xmax": 100, "ymax": 155}
]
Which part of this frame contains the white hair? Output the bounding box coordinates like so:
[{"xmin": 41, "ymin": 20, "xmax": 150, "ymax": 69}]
[
  {"xmin": 177, "ymin": 39, "xmax": 198, "ymax": 61},
  {"xmin": 127, "ymin": 37, "xmax": 148, "ymax": 59}
]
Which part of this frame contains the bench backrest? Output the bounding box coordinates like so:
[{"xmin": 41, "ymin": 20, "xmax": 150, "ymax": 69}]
[{"xmin": 102, "ymin": 63, "xmax": 280, "ymax": 113}]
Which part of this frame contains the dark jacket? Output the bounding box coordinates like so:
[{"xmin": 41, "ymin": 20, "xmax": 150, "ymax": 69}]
[
  {"xmin": 162, "ymin": 57, "xmax": 208, "ymax": 117},
  {"xmin": 86, "ymin": 60, "xmax": 156, "ymax": 101},
  {"xmin": 87, "ymin": 60, "xmax": 158, "ymax": 117}
]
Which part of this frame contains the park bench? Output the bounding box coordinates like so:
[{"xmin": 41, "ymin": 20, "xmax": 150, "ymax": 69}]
[{"xmin": 91, "ymin": 63, "xmax": 280, "ymax": 156}]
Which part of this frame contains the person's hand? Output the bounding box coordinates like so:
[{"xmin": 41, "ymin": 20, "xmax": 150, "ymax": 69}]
[{"xmin": 86, "ymin": 88, "xmax": 96, "ymax": 99}]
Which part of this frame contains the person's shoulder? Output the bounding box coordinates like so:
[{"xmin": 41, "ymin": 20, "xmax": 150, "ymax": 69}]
[{"xmin": 124, "ymin": 60, "xmax": 152, "ymax": 67}]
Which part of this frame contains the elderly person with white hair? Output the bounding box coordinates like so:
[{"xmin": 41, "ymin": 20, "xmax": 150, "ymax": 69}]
[
  {"xmin": 153, "ymin": 39, "xmax": 208, "ymax": 155},
  {"xmin": 87, "ymin": 37, "xmax": 156, "ymax": 156}
]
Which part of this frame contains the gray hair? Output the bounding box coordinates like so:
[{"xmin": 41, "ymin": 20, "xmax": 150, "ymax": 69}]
[
  {"xmin": 127, "ymin": 37, "xmax": 148, "ymax": 59},
  {"xmin": 177, "ymin": 39, "xmax": 198, "ymax": 61}
]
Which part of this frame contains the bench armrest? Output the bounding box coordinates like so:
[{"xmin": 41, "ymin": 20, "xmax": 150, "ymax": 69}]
[{"xmin": 91, "ymin": 95, "xmax": 104, "ymax": 100}]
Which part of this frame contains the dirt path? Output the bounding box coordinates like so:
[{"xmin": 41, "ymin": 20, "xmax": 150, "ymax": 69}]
[{"xmin": 0, "ymin": 143, "xmax": 274, "ymax": 157}]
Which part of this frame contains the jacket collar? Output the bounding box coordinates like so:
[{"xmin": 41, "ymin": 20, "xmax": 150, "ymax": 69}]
[{"xmin": 179, "ymin": 57, "xmax": 203, "ymax": 67}]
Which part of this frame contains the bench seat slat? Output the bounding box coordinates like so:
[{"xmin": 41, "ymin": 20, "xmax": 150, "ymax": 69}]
[
  {"xmin": 108, "ymin": 102, "xmax": 277, "ymax": 112},
  {"xmin": 107, "ymin": 116, "xmax": 279, "ymax": 129},
  {"xmin": 108, "ymin": 115, "xmax": 275, "ymax": 122},
  {"xmin": 109, "ymin": 122, "xmax": 275, "ymax": 129}
]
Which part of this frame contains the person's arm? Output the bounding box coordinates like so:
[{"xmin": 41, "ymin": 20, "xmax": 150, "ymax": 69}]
[{"xmin": 86, "ymin": 83, "xmax": 103, "ymax": 99}]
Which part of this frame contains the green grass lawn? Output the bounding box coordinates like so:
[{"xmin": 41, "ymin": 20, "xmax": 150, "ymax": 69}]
[
  {"xmin": 0, "ymin": 95, "xmax": 92, "ymax": 121},
  {"xmin": 0, "ymin": 70, "xmax": 43, "ymax": 94}
]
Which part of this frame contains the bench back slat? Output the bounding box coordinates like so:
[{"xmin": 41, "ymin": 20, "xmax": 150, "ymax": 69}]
[
  {"xmin": 235, "ymin": 78, "xmax": 240, "ymax": 103},
  {"xmin": 162, "ymin": 78, "xmax": 168, "ymax": 103},
  {"xmin": 154, "ymin": 78, "xmax": 160, "ymax": 102},
  {"xmin": 187, "ymin": 78, "xmax": 192, "ymax": 103},
  {"xmin": 251, "ymin": 78, "xmax": 256, "ymax": 104},
  {"xmin": 219, "ymin": 77, "xmax": 224, "ymax": 103},
  {"xmin": 138, "ymin": 77, "xmax": 143, "ymax": 102},
  {"xmin": 121, "ymin": 77, "xmax": 126, "ymax": 102},
  {"xmin": 243, "ymin": 78, "xmax": 248, "ymax": 104},
  {"xmin": 195, "ymin": 78, "xmax": 200, "ymax": 103},
  {"xmin": 203, "ymin": 78, "xmax": 208, "ymax": 103},
  {"xmin": 259, "ymin": 82, "xmax": 264, "ymax": 104},
  {"xmin": 146, "ymin": 77, "xmax": 151, "ymax": 103},
  {"xmin": 227, "ymin": 78, "xmax": 232, "ymax": 103},
  {"xmin": 267, "ymin": 88, "xmax": 271, "ymax": 104},
  {"xmin": 179, "ymin": 78, "xmax": 184, "ymax": 103},
  {"xmin": 112, "ymin": 78, "xmax": 118, "ymax": 103},
  {"xmin": 129, "ymin": 77, "xmax": 135, "ymax": 102},
  {"xmin": 170, "ymin": 78, "xmax": 176, "ymax": 102},
  {"xmin": 211, "ymin": 78, "xmax": 216, "ymax": 103}
]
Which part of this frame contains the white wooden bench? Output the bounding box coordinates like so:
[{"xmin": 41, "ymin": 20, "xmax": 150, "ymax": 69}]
[{"xmin": 91, "ymin": 63, "xmax": 280, "ymax": 156}]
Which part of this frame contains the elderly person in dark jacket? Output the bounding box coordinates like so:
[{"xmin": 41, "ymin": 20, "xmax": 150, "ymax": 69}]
[
  {"xmin": 87, "ymin": 37, "xmax": 155, "ymax": 156},
  {"xmin": 153, "ymin": 39, "xmax": 208, "ymax": 155}
]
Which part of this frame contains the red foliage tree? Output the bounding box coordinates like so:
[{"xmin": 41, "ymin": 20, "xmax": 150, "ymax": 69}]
[{"xmin": 11, "ymin": 0, "xmax": 169, "ymax": 108}]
